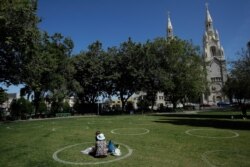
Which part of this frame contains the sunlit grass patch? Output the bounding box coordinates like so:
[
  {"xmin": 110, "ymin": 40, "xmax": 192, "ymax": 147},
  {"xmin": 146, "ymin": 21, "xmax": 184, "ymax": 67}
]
[{"xmin": 0, "ymin": 113, "xmax": 250, "ymax": 167}]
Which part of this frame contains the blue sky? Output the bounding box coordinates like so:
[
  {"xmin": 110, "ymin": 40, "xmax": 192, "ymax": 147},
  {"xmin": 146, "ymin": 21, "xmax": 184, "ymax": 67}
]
[{"xmin": 3, "ymin": 0, "xmax": 250, "ymax": 93}]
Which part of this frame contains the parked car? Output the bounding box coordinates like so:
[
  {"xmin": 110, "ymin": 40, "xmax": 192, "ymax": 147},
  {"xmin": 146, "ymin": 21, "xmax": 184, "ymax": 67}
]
[{"xmin": 217, "ymin": 102, "xmax": 230, "ymax": 107}]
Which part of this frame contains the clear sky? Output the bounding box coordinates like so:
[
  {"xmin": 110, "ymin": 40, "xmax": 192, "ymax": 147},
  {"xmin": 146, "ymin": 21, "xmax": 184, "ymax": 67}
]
[{"xmin": 3, "ymin": 0, "xmax": 250, "ymax": 93}]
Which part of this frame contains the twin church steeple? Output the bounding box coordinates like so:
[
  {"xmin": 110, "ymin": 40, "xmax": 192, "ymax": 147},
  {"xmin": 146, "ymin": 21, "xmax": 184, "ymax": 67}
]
[{"xmin": 167, "ymin": 4, "xmax": 228, "ymax": 105}]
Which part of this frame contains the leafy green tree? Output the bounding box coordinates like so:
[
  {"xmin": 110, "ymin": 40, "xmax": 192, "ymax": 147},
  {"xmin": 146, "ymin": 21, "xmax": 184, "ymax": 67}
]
[
  {"xmin": 102, "ymin": 47, "xmax": 117, "ymax": 97},
  {"xmin": 0, "ymin": 88, "xmax": 8, "ymax": 120},
  {"xmin": 63, "ymin": 101, "xmax": 71, "ymax": 113},
  {"xmin": 72, "ymin": 41, "xmax": 105, "ymax": 106},
  {"xmin": 36, "ymin": 100, "xmax": 47, "ymax": 115},
  {"xmin": 222, "ymin": 77, "xmax": 234, "ymax": 104},
  {"xmin": 223, "ymin": 47, "xmax": 250, "ymax": 103},
  {"xmin": 141, "ymin": 39, "xmax": 172, "ymax": 110},
  {"xmin": 112, "ymin": 38, "xmax": 144, "ymax": 112},
  {"xmin": 161, "ymin": 38, "xmax": 205, "ymax": 110},
  {"xmin": 10, "ymin": 97, "xmax": 33, "ymax": 120},
  {"xmin": 0, "ymin": 0, "xmax": 40, "ymax": 84},
  {"xmin": 22, "ymin": 32, "xmax": 74, "ymax": 115},
  {"xmin": 137, "ymin": 96, "xmax": 151, "ymax": 113},
  {"xmin": 50, "ymin": 101, "xmax": 63, "ymax": 114},
  {"xmin": 0, "ymin": 88, "xmax": 8, "ymax": 105}
]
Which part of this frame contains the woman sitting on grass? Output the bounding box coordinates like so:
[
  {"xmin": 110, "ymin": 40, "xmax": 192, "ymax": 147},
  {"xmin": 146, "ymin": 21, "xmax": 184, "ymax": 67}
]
[
  {"xmin": 82, "ymin": 131, "xmax": 120, "ymax": 157},
  {"xmin": 91, "ymin": 133, "xmax": 108, "ymax": 158}
]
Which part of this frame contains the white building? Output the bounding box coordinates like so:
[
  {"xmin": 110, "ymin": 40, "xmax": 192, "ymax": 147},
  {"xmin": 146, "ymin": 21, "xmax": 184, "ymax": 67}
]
[{"xmin": 201, "ymin": 4, "xmax": 228, "ymax": 105}]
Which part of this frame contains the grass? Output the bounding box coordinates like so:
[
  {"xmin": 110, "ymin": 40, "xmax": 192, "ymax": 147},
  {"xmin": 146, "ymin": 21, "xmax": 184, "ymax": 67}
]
[{"xmin": 0, "ymin": 110, "xmax": 250, "ymax": 167}]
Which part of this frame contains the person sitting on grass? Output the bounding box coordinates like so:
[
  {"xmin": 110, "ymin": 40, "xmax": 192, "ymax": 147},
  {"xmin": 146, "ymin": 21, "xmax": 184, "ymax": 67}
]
[
  {"xmin": 91, "ymin": 133, "xmax": 108, "ymax": 158},
  {"xmin": 81, "ymin": 132, "xmax": 121, "ymax": 157}
]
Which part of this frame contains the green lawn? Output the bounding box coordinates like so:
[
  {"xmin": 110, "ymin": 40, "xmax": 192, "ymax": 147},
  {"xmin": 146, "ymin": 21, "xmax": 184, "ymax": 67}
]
[{"xmin": 0, "ymin": 111, "xmax": 250, "ymax": 167}]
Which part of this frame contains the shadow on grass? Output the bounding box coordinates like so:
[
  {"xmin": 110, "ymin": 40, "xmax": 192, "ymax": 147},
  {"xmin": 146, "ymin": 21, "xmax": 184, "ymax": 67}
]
[
  {"xmin": 153, "ymin": 114, "xmax": 250, "ymax": 130},
  {"xmin": 153, "ymin": 113, "xmax": 247, "ymax": 119}
]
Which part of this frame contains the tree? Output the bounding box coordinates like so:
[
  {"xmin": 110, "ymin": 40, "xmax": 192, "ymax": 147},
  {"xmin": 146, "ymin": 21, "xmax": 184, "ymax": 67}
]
[
  {"xmin": 9, "ymin": 97, "xmax": 33, "ymax": 120},
  {"xmin": 222, "ymin": 77, "xmax": 237, "ymax": 103},
  {"xmin": 102, "ymin": 47, "xmax": 118, "ymax": 97},
  {"xmin": 72, "ymin": 41, "xmax": 105, "ymax": 106},
  {"xmin": 223, "ymin": 46, "xmax": 250, "ymax": 103},
  {"xmin": 0, "ymin": 0, "xmax": 40, "ymax": 84},
  {"xmin": 112, "ymin": 38, "xmax": 144, "ymax": 112},
  {"xmin": 0, "ymin": 88, "xmax": 8, "ymax": 120},
  {"xmin": 36, "ymin": 100, "xmax": 47, "ymax": 116},
  {"xmin": 141, "ymin": 39, "xmax": 172, "ymax": 110},
  {"xmin": 22, "ymin": 32, "xmax": 74, "ymax": 115},
  {"xmin": 161, "ymin": 38, "xmax": 205, "ymax": 110},
  {"xmin": 0, "ymin": 88, "xmax": 8, "ymax": 105},
  {"xmin": 137, "ymin": 96, "xmax": 151, "ymax": 113}
]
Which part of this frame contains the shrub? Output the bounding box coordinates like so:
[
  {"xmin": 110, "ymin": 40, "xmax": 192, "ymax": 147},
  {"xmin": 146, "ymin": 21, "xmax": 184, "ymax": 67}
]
[{"xmin": 10, "ymin": 97, "xmax": 33, "ymax": 120}]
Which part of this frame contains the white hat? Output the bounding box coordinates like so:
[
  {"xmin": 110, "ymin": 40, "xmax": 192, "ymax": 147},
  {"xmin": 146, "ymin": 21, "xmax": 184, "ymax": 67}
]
[{"xmin": 96, "ymin": 133, "xmax": 105, "ymax": 141}]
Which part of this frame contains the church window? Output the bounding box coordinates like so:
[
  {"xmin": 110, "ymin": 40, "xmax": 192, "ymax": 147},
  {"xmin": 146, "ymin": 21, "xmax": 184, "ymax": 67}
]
[
  {"xmin": 210, "ymin": 46, "xmax": 216, "ymax": 56},
  {"xmin": 207, "ymin": 23, "xmax": 211, "ymax": 29},
  {"xmin": 159, "ymin": 96, "xmax": 164, "ymax": 100},
  {"xmin": 211, "ymin": 77, "xmax": 222, "ymax": 82}
]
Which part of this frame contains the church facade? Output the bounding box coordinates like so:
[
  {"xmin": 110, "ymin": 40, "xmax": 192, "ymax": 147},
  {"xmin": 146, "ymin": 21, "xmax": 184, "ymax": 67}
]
[
  {"xmin": 167, "ymin": 5, "xmax": 228, "ymax": 105},
  {"xmin": 201, "ymin": 5, "xmax": 228, "ymax": 105},
  {"xmin": 124, "ymin": 4, "xmax": 228, "ymax": 110}
]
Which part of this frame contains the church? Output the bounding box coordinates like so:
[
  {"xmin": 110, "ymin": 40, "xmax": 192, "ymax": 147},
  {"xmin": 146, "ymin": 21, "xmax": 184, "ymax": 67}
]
[
  {"xmin": 167, "ymin": 4, "xmax": 228, "ymax": 106},
  {"xmin": 111, "ymin": 4, "xmax": 228, "ymax": 110},
  {"xmin": 168, "ymin": 4, "xmax": 228, "ymax": 106},
  {"xmin": 201, "ymin": 4, "xmax": 228, "ymax": 105}
]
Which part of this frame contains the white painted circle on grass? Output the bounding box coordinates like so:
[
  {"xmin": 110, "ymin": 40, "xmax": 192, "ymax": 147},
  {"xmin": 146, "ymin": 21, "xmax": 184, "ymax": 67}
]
[
  {"xmin": 52, "ymin": 142, "xmax": 133, "ymax": 165},
  {"xmin": 201, "ymin": 150, "xmax": 249, "ymax": 167},
  {"xmin": 5, "ymin": 125, "xmax": 44, "ymax": 130},
  {"xmin": 129, "ymin": 121, "xmax": 154, "ymax": 125},
  {"xmin": 185, "ymin": 129, "xmax": 239, "ymax": 139},
  {"xmin": 131, "ymin": 122, "xmax": 154, "ymax": 125},
  {"xmin": 201, "ymin": 150, "xmax": 226, "ymax": 167},
  {"xmin": 87, "ymin": 121, "xmax": 112, "ymax": 124},
  {"xmin": 111, "ymin": 128, "xmax": 150, "ymax": 135}
]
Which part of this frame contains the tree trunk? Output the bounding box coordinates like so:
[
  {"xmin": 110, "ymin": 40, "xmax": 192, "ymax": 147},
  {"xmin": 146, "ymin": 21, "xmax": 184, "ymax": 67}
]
[
  {"xmin": 34, "ymin": 91, "xmax": 41, "ymax": 116},
  {"xmin": 172, "ymin": 101, "xmax": 177, "ymax": 111}
]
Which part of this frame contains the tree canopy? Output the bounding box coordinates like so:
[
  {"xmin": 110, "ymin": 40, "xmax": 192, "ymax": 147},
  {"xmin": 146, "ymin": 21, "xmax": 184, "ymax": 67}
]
[
  {"xmin": 223, "ymin": 46, "xmax": 250, "ymax": 103},
  {"xmin": 0, "ymin": 0, "xmax": 40, "ymax": 85}
]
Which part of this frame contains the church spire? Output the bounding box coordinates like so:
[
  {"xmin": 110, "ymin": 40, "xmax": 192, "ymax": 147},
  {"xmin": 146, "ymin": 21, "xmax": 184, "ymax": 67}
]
[
  {"xmin": 205, "ymin": 3, "xmax": 214, "ymax": 32},
  {"xmin": 206, "ymin": 3, "xmax": 213, "ymax": 23},
  {"xmin": 167, "ymin": 12, "xmax": 173, "ymax": 39}
]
